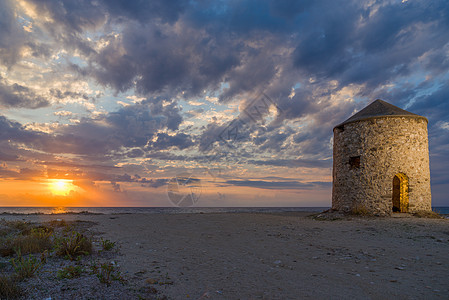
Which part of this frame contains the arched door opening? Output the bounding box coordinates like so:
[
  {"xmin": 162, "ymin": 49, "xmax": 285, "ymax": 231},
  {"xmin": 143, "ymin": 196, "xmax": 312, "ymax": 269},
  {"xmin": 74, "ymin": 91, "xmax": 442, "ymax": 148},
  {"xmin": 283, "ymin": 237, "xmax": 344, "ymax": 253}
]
[{"xmin": 392, "ymin": 173, "xmax": 409, "ymax": 213}]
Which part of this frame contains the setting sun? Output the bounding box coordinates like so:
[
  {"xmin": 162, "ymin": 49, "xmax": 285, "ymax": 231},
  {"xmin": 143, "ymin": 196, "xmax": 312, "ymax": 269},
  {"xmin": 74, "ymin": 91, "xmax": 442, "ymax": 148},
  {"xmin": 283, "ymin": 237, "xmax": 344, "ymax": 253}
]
[{"xmin": 49, "ymin": 179, "xmax": 74, "ymax": 196}]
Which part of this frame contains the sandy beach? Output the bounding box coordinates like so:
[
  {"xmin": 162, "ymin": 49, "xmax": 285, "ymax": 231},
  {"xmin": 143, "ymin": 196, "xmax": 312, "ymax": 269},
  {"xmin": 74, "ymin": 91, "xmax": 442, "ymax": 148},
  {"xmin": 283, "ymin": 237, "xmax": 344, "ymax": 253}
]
[{"xmin": 1, "ymin": 212, "xmax": 448, "ymax": 299}]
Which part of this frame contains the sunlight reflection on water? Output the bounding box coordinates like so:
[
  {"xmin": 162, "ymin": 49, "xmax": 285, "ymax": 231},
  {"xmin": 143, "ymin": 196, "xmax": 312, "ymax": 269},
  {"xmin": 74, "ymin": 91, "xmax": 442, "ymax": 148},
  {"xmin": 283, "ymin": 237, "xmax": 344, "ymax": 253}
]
[{"xmin": 50, "ymin": 207, "xmax": 68, "ymax": 214}]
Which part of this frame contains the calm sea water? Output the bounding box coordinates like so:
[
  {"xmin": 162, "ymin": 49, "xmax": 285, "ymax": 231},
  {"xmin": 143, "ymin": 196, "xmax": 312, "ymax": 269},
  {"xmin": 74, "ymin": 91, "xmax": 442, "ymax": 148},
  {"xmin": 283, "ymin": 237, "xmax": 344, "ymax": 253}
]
[
  {"xmin": 0, "ymin": 207, "xmax": 329, "ymax": 215},
  {"xmin": 0, "ymin": 206, "xmax": 447, "ymax": 215}
]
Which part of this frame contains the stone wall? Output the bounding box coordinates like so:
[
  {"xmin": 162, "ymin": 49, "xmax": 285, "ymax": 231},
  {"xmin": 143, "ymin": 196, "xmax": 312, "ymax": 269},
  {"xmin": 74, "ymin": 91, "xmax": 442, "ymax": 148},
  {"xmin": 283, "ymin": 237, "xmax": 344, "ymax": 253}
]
[{"xmin": 332, "ymin": 116, "xmax": 432, "ymax": 214}]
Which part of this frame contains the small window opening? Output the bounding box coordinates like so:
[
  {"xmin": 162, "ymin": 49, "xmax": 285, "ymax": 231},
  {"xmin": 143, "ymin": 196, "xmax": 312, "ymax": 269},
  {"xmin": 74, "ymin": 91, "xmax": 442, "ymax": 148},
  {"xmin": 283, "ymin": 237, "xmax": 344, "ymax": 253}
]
[{"xmin": 349, "ymin": 156, "xmax": 360, "ymax": 168}]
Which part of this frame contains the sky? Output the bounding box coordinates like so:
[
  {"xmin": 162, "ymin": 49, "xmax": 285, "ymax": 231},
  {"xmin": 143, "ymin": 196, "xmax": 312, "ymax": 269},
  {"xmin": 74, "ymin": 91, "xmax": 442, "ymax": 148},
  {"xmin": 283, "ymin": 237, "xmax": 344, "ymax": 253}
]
[{"xmin": 0, "ymin": 0, "xmax": 448, "ymax": 207}]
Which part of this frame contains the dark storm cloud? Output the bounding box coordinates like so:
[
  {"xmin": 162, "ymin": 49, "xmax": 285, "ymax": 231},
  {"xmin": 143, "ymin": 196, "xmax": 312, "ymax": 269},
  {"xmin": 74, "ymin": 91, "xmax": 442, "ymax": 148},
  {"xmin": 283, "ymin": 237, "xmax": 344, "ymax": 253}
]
[
  {"xmin": 102, "ymin": 0, "xmax": 186, "ymax": 24},
  {"xmin": 408, "ymin": 83, "xmax": 449, "ymax": 122},
  {"xmin": 248, "ymin": 158, "xmax": 331, "ymax": 169},
  {"xmin": 20, "ymin": 0, "xmax": 449, "ymax": 132},
  {"xmin": 90, "ymin": 21, "xmax": 239, "ymax": 96},
  {"xmin": 140, "ymin": 178, "xmax": 169, "ymax": 188},
  {"xmin": 25, "ymin": 0, "xmax": 108, "ymax": 56},
  {"xmin": 0, "ymin": 151, "xmax": 20, "ymax": 162},
  {"xmin": 145, "ymin": 152, "xmax": 189, "ymax": 161},
  {"xmin": 224, "ymin": 179, "xmax": 329, "ymax": 190},
  {"xmin": 405, "ymin": 83, "xmax": 449, "ymax": 183},
  {"xmin": 50, "ymin": 89, "xmax": 89, "ymax": 101},
  {"xmin": 151, "ymin": 133, "xmax": 194, "ymax": 150},
  {"xmin": 98, "ymin": 173, "xmax": 169, "ymax": 188},
  {"xmin": 0, "ymin": 0, "xmax": 27, "ymax": 67},
  {"xmin": 0, "ymin": 116, "xmax": 42, "ymax": 143},
  {"xmin": 292, "ymin": 1, "xmax": 449, "ymax": 89},
  {"xmin": 28, "ymin": 0, "xmax": 186, "ymax": 31},
  {"xmin": 0, "ymin": 164, "xmax": 43, "ymax": 180},
  {"xmin": 0, "ymin": 77, "xmax": 50, "ymax": 109}
]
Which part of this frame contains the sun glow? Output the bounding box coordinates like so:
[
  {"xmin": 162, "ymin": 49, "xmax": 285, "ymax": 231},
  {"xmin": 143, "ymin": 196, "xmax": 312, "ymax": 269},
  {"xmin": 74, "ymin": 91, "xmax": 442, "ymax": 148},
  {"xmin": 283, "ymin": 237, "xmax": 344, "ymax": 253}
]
[{"xmin": 49, "ymin": 179, "xmax": 74, "ymax": 196}]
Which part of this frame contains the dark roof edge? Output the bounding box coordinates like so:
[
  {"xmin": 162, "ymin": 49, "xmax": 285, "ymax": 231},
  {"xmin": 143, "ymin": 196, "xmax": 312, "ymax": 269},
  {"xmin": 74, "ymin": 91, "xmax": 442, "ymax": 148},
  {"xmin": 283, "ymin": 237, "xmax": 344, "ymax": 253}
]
[{"xmin": 333, "ymin": 114, "xmax": 428, "ymax": 130}]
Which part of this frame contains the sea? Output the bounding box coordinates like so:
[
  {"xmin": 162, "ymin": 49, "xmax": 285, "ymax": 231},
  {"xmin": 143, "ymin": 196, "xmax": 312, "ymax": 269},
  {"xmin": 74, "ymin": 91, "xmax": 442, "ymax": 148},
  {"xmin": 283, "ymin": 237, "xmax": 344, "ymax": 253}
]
[
  {"xmin": 0, "ymin": 206, "xmax": 448, "ymax": 215},
  {"xmin": 0, "ymin": 207, "xmax": 327, "ymax": 215}
]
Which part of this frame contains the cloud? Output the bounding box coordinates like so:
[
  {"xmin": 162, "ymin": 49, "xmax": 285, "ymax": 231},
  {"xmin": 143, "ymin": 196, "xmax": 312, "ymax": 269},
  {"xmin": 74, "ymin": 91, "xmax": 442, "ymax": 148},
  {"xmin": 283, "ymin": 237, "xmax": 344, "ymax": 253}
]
[
  {"xmin": 0, "ymin": 76, "xmax": 50, "ymax": 108},
  {"xmin": 248, "ymin": 158, "xmax": 332, "ymax": 169},
  {"xmin": 54, "ymin": 111, "xmax": 74, "ymax": 117},
  {"xmin": 89, "ymin": 20, "xmax": 239, "ymax": 97},
  {"xmin": 0, "ymin": 151, "xmax": 21, "ymax": 162},
  {"xmin": 1, "ymin": 0, "xmax": 449, "ymax": 206},
  {"xmin": 0, "ymin": 98, "xmax": 190, "ymax": 162},
  {"xmin": 151, "ymin": 132, "xmax": 194, "ymax": 150},
  {"xmin": 224, "ymin": 179, "xmax": 330, "ymax": 190},
  {"xmin": 0, "ymin": 0, "xmax": 28, "ymax": 67}
]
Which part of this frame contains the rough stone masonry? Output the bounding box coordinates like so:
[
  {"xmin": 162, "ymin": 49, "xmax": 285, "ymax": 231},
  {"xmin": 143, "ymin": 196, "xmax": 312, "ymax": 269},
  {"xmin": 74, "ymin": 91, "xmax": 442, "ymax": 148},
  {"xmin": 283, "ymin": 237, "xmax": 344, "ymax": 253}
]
[{"xmin": 332, "ymin": 99, "xmax": 431, "ymax": 215}]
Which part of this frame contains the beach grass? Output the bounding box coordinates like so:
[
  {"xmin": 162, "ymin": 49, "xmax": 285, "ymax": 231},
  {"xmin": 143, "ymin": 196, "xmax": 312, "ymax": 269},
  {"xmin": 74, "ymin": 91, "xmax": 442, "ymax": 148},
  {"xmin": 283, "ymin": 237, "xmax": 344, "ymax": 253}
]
[
  {"xmin": 0, "ymin": 274, "xmax": 22, "ymax": 299},
  {"xmin": 12, "ymin": 227, "xmax": 53, "ymax": 255},
  {"xmin": 90, "ymin": 262, "xmax": 126, "ymax": 286},
  {"xmin": 54, "ymin": 231, "xmax": 93, "ymax": 260},
  {"xmin": 10, "ymin": 249, "xmax": 44, "ymax": 280},
  {"xmin": 1, "ymin": 220, "xmax": 34, "ymax": 234},
  {"xmin": 57, "ymin": 265, "xmax": 84, "ymax": 279},
  {"xmin": 100, "ymin": 238, "xmax": 116, "ymax": 251},
  {"xmin": 412, "ymin": 210, "xmax": 443, "ymax": 219},
  {"xmin": 0, "ymin": 217, "xmax": 133, "ymax": 298}
]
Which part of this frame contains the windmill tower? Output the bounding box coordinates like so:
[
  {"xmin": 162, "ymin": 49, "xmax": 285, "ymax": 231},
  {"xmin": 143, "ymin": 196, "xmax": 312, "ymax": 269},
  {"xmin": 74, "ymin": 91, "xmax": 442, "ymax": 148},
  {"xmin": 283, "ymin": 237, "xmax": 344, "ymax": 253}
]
[{"xmin": 332, "ymin": 99, "xmax": 431, "ymax": 214}]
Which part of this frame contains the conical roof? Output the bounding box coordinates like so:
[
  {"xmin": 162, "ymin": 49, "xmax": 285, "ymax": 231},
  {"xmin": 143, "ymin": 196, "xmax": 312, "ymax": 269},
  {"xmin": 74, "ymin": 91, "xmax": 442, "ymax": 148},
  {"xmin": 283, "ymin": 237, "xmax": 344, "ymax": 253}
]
[{"xmin": 335, "ymin": 99, "xmax": 427, "ymax": 128}]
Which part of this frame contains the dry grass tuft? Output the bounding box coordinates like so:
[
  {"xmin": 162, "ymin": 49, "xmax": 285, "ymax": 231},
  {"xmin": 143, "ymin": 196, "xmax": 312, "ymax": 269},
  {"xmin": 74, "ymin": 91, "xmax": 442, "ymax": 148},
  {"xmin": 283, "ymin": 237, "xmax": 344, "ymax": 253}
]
[
  {"xmin": 0, "ymin": 238, "xmax": 14, "ymax": 257},
  {"xmin": 413, "ymin": 210, "xmax": 443, "ymax": 219},
  {"xmin": 350, "ymin": 205, "xmax": 371, "ymax": 216},
  {"xmin": 12, "ymin": 228, "xmax": 53, "ymax": 255},
  {"xmin": 0, "ymin": 227, "xmax": 13, "ymax": 237},
  {"xmin": 0, "ymin": 274, "xmax": 22, "ymax": 299},
  {"xmin": 1, "ymin": 220, "xmax": 34, "ymax": 234}
]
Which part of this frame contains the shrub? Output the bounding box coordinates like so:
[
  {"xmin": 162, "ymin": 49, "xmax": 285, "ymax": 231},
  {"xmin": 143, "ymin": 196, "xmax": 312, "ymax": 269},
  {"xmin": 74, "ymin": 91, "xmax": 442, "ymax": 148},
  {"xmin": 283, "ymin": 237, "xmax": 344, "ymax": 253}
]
[
  {"xmin": 12, "ymin": 228, "xmax": 53, "ymax": 255},
  {"xmin": 0, "ymin": 274, "xmax": 22, "ymax": 299},
  {"xmin": 90, "ymin": 262, "xmax": 125, "ymax": 285},
  {"xmin": 0, "ymin": 238, "xmax": 14, "ymax": 257},
  {"xmin": 100, "ymin": 239, "xmax": 116, "ymax": 251},
  {"xmin": 10, "ymin": 250, "xmax": 43, "ymax": 280},
  {"xmin": 97, "ymin": 263, "xmax": 114, "ymax": 285},
  {"xmin": 0, "ymin": 261, "xmax": 8, "ymax": 270},
  {"xmin": 57, "ymin": 265, "xmax": 84, "ymax": 279},
  {"xmin": 2, "ymin": 220, "xmax": 32, "ymax": 233},
  {"xmin": 54, "ymin": 231, "xmax": 92, "ymax": 260},
  {"xmin": 0, "ymin": 227, "xmax": 13, "ymax": 237}
]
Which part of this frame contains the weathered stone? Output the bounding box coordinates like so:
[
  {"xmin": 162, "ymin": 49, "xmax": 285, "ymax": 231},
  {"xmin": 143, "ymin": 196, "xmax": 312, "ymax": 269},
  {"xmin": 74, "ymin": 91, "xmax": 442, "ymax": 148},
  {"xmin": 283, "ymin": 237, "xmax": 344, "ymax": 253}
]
[{"xmin": 332, "ymin": 99, "xmax": 431, "ymax": 214}]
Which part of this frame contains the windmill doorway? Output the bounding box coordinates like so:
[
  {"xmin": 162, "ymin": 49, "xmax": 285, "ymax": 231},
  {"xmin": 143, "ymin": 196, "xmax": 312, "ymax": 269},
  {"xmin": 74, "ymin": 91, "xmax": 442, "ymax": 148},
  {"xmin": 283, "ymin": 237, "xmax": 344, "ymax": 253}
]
[{"xmin": 392, "ymin": 173, "xmax": 409, "ymax": 213}]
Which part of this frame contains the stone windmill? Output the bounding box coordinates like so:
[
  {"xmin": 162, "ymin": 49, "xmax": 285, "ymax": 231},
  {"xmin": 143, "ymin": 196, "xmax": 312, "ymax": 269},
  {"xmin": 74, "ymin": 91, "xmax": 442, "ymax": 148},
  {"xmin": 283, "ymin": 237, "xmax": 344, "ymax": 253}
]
[{"xmin": 332, "ymin": 99, "xmax": 431, "ymax": 215}]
